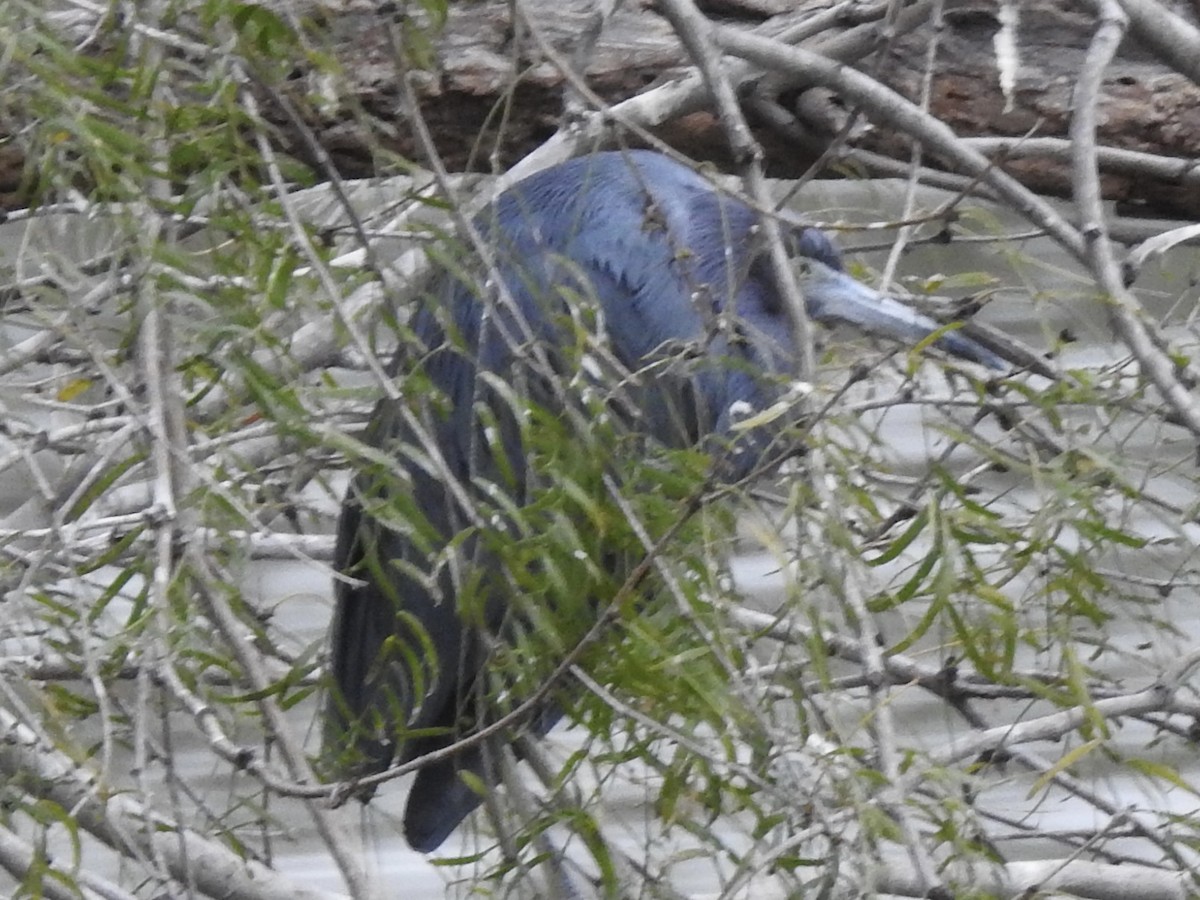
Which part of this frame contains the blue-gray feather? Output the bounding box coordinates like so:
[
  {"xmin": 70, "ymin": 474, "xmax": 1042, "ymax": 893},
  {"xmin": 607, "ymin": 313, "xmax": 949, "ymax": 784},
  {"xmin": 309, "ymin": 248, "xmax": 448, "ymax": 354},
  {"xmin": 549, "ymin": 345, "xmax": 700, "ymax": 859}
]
[{"xmin": 323, "ymin": 150, "xmax": 1003, "ymax": 852}]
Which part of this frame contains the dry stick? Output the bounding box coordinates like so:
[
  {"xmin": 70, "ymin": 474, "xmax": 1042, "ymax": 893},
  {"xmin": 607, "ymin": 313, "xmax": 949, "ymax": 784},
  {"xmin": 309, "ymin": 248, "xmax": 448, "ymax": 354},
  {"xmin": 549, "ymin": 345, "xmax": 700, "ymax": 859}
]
[
  {"xmin": 0, "ymin": 707, "xmax": 341, "ymax": 900},
  {"xmin": 1069, "ymin": 2, "xmax": 1200, "ymax": 426},
  {"xmin": 877, "ymin": 0, "xmax": 945, "ymax": 292},
  {"xmin": 740, "ymin": 601, "xmax": 1200, "ymax": 882},
  {"xmin": 749, "ymin": 92, "xmax": 994, "ymax": 198},
  {"xmin": 0, "ymin": 416, "xmax": 132, "ymax": 478},
  {"xmin": 1124, "ymin": 222, "xmax": 1200, "ymax": 280},
  {"xmin": 134, "ymin": 276, "xmax": 182, "ymax": 888},
  {"xmin": 769, "ymin": 0, "xmax": 940, "ymax": 211},
  {"xmin": 650, "ymin": 0, "xmax": 821, "ymax": 721},
  {"xmin": 979, "ymin": 807, "xmax": 1141, "ymax": 863},
  {"xmin": 209, "ymin": 91, "xmax": 378, "ymax": 900},
  {"xmin": 60, "ymin": 0, "xmax": 210, "ymax": 56},
  {"xmin": 941, "ymin": 642, "xmax": 1200, "ymax": 876},
  {"xmin": 157, "ymin": 662, "xmax": 319, "ymax": 797},
  {"xmin": 0, "ymin": 324, "xmax": 61, "ymax": 377},
  {"xmin": 570, "ymin": 667, "xmax": 773, "ymax": 791},
  {"xmin": 186, "ymin": 557, "xmax": 377, "ymax": 900},
  {"xmin": 656, "ymin": 1, "xmax": 945, "ymax": 894},
  {"xmin": 655, "ymin": 0, "xmax": 817, "ymax": 383},
  {"xmin": 246, "ymin": 70, "xmax": 392, "ymax": 300},
  {"xmin": 812, "ymin": 0, "xmax": 934, "ymax": 61},
  {"xmin": 558, "ymin": 0, "xmax": 622, "ymax": 123},
  {"xmin": 67, "ymin": 48, "xmax": 380, "ymax": 895},
  {"xmin": 728, "ymin": 609, "xmax": 1200, "ymax": 773},
  {"xmin": 186, "ymin": 80, "xmax": 419, "ymax": 422},
  {"xmin": 125, "ymin": 2, "xmax": 202, "ymax": 891},
  {"xmin": 501, "ymin": 0, "xmax": 934, "ymax": 188},
  {"xmin": 1110, "ymin": 0, "xmax": 1200, "ymax": 86},
  {"xmin": 0, "ymin": 522, "xmax": 336, "ymax": 564},
  {"xmin": 768, "ymin": 0, "xmax": 895, "ymax": 47},
  {"xmin": 0, "ymin": 822, "xmax": 136, "ymax": 900},
  {"xmin": 876, "ymin": 855, "xmax": 1187, "ymax": 900},
  {"xmin": 963, "ymin": 136, "xmax": 1200, "ymax": 187},
  {"xmin": 929, "ymin": 646, "xmax": 1200, "ymax": 766},
  {"xmin": 715, "ymin": 28, "xmax": 1085, "ymax": 253},
  {"xmin": 1008, "ymin": 746, "xmax": 1196, "ymax": 877},
  {"xmin": 711, "ymin": 24, "xmax": 1200, "ymax": 440},
  {"xmin": 386, "ymin": 31, "xmax": 611, "ymax": 545}
]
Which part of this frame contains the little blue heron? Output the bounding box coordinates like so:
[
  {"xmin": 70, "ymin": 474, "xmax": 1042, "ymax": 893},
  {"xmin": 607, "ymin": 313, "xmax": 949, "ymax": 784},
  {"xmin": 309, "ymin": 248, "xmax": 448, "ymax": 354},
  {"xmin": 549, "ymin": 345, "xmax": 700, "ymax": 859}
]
[{"xmin": 323, "ymin": 150, "xmax": 1004, "ymax": 852}]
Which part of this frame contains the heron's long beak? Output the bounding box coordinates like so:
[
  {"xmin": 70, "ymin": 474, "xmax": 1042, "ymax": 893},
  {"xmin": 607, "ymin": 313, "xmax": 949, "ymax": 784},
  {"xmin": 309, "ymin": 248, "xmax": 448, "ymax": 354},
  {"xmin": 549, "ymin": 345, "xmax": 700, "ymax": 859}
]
[{"xmin": 799, "ymin": 259, "xmax": 1006, "ymax": 370}]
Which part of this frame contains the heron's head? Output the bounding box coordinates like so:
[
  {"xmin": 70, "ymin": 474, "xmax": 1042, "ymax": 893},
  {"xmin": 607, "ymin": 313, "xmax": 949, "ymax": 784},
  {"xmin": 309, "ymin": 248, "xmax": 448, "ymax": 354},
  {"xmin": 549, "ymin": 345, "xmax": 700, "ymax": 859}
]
[{"xmin": 793, "ymin": 257, "xmax": 1006, "ymax": 370}]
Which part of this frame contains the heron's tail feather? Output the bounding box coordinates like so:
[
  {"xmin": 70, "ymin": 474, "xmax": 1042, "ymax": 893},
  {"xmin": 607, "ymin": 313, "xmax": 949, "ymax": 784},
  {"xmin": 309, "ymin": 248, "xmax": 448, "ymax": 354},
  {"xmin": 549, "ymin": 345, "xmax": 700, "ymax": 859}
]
[{"xmin": 403, "ymin": 748, "xmax": 489, "ymax": 853}]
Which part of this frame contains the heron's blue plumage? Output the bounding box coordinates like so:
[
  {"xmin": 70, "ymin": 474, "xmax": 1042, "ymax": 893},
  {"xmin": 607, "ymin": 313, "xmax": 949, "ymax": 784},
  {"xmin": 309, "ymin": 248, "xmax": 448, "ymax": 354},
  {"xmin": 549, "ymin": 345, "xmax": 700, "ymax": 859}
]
[{"xmin": 324, "ymin": 150, "xmax": 1005, "ymax": 853}]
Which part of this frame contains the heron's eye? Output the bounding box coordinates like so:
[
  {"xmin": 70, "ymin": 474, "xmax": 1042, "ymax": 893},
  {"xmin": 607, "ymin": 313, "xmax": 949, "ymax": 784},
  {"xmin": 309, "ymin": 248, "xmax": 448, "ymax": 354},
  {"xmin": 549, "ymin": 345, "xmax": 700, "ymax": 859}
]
[{"xmin": 795, "ymin": 260, "xmax": 812, "ymax": 276}]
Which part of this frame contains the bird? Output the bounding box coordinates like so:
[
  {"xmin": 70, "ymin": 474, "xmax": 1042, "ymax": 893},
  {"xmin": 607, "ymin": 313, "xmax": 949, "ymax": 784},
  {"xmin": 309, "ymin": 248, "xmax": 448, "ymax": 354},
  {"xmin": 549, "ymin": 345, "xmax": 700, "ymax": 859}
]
[{"xmin": 322, "ymin": 149, "xmax": 1005, "ymax": 853}]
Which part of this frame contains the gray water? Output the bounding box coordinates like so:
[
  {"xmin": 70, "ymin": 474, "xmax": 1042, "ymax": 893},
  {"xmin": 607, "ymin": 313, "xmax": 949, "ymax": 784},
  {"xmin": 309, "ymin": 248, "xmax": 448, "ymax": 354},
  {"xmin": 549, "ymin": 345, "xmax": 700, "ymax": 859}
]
[{"xmin": 3, "ymin": 174, "xmax": 1200, "ymax": 898}]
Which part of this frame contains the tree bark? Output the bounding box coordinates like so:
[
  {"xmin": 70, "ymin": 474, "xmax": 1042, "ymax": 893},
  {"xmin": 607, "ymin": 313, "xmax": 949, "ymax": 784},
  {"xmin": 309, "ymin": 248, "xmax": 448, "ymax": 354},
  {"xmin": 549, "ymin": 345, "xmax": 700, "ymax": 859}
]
[
  {"xmin": 278, "ymin": 0, "xmax": 1200, "ymax": 217},
  {"xmin": 10, "ymin": 0, "xmax": 1200, "ymax": 216}
]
